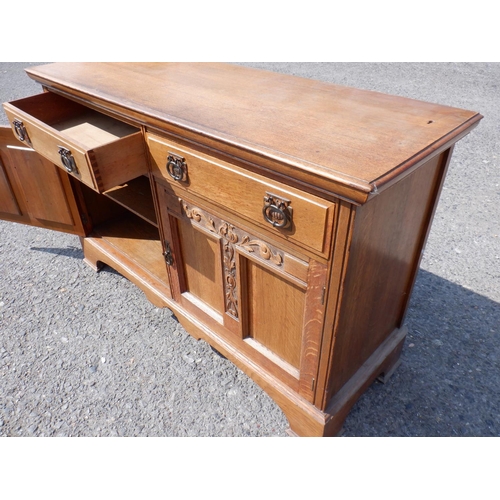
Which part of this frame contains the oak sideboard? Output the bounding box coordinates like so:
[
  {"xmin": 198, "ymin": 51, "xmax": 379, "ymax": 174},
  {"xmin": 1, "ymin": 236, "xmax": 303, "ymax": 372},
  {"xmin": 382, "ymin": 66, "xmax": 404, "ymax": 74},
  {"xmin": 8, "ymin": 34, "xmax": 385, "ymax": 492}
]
[{"xmin": 0, "ymin": 63, "xmax": 482, "ymax": 436}]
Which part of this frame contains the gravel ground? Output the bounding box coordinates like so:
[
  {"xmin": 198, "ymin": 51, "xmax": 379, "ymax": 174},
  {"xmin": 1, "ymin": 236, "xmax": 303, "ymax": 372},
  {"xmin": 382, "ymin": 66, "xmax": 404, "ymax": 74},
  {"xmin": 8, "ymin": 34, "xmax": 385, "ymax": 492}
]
[{"xmin": 0, "ymin": 62, "xmax": 498, "ymax": 437}]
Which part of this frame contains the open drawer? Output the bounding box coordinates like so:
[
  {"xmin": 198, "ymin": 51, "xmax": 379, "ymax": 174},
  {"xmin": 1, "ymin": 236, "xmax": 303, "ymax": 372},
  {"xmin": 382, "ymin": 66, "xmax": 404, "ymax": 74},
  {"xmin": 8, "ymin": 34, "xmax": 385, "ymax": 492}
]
[{"xmin": 3, "ymin": 92, "xmax": 148, "ymax": 192}]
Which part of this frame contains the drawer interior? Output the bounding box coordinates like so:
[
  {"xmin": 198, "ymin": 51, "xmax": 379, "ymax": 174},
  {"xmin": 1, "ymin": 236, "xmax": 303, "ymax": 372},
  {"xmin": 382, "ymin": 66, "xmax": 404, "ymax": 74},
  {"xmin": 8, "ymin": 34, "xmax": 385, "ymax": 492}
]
[{"xmin": 9, "ymin": 92, "xmax": 140, "ymax": 147}]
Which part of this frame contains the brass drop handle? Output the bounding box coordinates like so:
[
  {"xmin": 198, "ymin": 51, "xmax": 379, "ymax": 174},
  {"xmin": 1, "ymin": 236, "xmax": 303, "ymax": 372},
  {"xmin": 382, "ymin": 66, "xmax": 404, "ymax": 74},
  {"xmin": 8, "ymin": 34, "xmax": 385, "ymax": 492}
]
[
  {"xmin": 166, "ymin": 152, "xmax": 188, "ymax": 181},
  {"xmin": 58, "ymin": 146, "xmax": 78, "ymax": 174},
  {"xmin": 263, "ymin": 193, "xmax": 293, "ymax": 229},
  {"xmin": 13, "ymin": 119, "xmax": 28, "ymax": 142}
]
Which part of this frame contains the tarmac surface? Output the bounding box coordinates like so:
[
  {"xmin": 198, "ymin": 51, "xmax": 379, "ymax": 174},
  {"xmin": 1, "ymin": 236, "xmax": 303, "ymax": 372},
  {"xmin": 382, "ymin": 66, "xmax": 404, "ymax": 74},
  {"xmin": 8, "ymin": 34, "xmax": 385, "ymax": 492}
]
[{"xmin": 0, "ymin": 62, "xmax": 498, "ymax": 437}]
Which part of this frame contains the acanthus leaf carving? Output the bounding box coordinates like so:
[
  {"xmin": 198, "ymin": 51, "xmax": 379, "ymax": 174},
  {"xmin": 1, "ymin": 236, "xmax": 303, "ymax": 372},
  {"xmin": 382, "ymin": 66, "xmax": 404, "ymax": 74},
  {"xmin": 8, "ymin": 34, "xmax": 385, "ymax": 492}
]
[
  {"xmin": 240, "ymin": 236, "xmax": 283, "ymax": 266},
  {"xmin": 182, "ymin": 203, "xmax": 216, "ymax": 233}
]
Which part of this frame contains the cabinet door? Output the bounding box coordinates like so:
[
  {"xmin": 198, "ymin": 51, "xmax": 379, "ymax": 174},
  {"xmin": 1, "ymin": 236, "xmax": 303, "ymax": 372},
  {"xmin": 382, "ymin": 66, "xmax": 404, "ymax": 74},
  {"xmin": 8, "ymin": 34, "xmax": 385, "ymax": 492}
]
[
  {"xmin": 0, "ymin": 127, "xmax": 85, "ymax": 235},
  {"xmin": 156, "ymin": 183, "xmax": 328, "ymax": 402}
]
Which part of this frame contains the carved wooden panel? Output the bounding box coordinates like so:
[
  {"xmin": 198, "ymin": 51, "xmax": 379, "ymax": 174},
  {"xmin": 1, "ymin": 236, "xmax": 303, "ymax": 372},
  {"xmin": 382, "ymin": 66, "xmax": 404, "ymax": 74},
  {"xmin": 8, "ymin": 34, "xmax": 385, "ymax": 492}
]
[{"xmin": 181, "ymin": 199, "xmax": 286, "ymax": 321}]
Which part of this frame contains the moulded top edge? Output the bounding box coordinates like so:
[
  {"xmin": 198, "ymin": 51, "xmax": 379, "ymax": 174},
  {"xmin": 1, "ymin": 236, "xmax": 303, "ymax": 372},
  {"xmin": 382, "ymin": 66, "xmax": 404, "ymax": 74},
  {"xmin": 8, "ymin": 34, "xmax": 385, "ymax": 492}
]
[{"xmin": 25, "ymin": 62, "xmax": 483, "ymax": 200}]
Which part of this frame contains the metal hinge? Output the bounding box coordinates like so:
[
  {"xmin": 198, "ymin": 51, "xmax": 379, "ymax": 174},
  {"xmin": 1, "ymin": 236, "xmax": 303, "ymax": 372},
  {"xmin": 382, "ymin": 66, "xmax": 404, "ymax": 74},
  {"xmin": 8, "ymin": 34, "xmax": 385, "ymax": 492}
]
[{"xmin": 163, "ymin": 242, "xmax": 174, "ymax": 266}]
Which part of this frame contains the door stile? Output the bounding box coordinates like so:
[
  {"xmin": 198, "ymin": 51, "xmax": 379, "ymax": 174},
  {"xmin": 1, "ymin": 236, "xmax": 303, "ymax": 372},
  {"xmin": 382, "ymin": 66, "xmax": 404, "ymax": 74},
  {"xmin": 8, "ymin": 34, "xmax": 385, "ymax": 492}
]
[{"xmin": 297, "ymin": 260, "xmax": 329, "ymax": 402}]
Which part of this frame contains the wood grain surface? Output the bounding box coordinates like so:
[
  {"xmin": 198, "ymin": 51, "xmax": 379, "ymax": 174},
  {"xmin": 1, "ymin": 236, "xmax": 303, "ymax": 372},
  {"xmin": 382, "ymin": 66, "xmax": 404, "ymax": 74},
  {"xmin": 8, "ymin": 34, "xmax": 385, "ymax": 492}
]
[{"xmin": 25, "ymin": 63, "xmax": 482, "ymax": 199}]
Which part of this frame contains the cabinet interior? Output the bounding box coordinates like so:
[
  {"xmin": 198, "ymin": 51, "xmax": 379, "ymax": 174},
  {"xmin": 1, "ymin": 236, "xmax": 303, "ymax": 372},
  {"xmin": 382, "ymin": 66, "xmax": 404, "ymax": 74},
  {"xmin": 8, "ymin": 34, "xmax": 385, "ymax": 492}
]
[
  {"xmin": 103, "ymin": 176, "xmax": 157, "ymax": 226},
  {"xmin": 77, "ymin": 176, "xmax": 167, "ymax": 284}
]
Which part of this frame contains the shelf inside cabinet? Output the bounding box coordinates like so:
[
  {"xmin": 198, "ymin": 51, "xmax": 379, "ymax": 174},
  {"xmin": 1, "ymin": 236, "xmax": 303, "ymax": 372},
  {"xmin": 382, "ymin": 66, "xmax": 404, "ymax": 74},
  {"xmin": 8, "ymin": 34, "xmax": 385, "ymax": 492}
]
[
  {"xmin": 91, "ymin": 211, "xmax": 167, "ymax": 284},
  {"xmin": 103, "ymin": 176, "xmax": 157, "ymax": 226}
]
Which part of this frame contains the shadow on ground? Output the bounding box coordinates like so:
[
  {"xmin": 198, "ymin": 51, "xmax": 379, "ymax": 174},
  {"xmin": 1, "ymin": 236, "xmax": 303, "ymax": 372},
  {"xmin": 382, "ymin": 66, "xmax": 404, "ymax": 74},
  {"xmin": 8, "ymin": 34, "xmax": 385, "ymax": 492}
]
[
  {"xmin": 30, "ymin": 246, "xmax": 84, "ymax": 260},
  {"xmin": 22, "ymin": 247, "xmax": 500, "ymax": 436},
  {"xmin": 342, "ymin": 269, "xmax": 499, "ymax": 436}
]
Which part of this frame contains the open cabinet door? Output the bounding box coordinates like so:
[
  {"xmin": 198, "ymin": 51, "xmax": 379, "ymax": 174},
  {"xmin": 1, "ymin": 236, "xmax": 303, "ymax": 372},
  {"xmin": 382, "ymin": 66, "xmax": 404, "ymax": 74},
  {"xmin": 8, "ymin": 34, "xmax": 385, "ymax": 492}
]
[{"xmin": 0, "ymin": 126, "xmax": 85, "ymax": 235}]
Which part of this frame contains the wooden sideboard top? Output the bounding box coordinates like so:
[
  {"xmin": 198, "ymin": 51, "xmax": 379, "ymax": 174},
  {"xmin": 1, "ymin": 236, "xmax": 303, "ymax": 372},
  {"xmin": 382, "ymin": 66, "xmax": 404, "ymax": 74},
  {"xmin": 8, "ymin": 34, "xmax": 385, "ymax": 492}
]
[{"xmin": 25, "ymin": 62, "xmax": 482, "ymax": 202}]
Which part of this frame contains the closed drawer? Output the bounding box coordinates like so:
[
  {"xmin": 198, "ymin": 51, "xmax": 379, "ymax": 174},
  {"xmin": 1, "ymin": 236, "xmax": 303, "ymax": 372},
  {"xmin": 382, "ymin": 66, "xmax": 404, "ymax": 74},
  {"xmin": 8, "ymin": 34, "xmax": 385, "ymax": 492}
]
[
  {"xmin": 3, "ymin": 92, "xmax": 148, "ymax": 193},
  {"xmin": 147, "ymin": 133, "xmax": 335, "ymax": 257}
]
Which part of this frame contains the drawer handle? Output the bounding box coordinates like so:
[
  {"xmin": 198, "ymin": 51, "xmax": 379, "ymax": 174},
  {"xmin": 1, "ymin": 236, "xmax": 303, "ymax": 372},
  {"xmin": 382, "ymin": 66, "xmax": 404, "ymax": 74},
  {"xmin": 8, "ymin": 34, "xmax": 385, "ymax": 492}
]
[
  {"xmin": 166, "ymin": 152, "xmax": 188, "ymax": 181},
  {"xmin": 58, "ymin": 146, "xmax": 78, "ymax": 174},
  {"xmin": 13, "ymin": 119, "xmax": 29, "ymax": 143},
  {"xmin": 263, "ymin": 193, "xmax": 293, "ymax": 229}
]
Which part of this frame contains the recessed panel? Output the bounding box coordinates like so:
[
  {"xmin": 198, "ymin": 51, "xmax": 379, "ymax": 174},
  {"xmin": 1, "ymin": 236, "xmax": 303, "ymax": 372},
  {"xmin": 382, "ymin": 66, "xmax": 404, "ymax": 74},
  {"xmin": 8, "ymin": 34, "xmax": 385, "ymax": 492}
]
[
  {"xmin": 0, "ymin": 158, "xmax": 21, "ymax": 216},
  {"xmin": 246, "ymin": 259, "xmax": 305, "ymax": 369},
  {"xmin": 177, "ymin": 218, "xmax": 224, "ymax": 316},
  {"xmin": 12, "ymin": 150, "xmax": 75, "ymax": 226}
]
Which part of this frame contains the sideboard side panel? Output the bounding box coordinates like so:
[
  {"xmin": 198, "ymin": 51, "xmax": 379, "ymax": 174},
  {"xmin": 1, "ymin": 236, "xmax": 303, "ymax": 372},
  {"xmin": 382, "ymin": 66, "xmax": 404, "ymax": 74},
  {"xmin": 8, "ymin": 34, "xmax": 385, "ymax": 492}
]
[{"xmin": 325, "ymin": 150, "xmax": 450, "ymax": 399}]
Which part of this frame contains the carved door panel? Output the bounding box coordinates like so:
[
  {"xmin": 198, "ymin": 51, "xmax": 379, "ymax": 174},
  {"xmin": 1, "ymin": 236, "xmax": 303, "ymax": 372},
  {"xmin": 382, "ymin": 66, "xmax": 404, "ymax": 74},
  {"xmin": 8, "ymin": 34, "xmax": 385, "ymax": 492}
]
[
  {"xmin": 0, "ymin": 126, "xmax": 85, "ymax": 235},
  {"xmin": 156, "ymin": 183, "xmax": 328, "ymax": 402}
]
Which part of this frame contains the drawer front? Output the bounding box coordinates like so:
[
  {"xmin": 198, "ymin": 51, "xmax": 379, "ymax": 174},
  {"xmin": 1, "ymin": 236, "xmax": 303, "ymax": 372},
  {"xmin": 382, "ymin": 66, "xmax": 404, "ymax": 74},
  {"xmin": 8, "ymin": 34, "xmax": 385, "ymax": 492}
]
[
  {"xmin": 3, "ymin": 92, "xmax": 148, "ymax": 193},
  {"xmin": 147, "ymin": 133, "xmax": 335, "ymax": 256},
  {"xmin": 4, "ymin": 103, "xmax": 97, "ymax": 189}
]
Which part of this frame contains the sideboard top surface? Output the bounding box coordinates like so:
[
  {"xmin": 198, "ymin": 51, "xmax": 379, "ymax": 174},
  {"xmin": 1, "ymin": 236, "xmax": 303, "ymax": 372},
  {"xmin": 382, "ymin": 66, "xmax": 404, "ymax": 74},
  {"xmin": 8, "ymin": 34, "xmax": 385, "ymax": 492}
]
[{"xmin": 25, "ymin": 62, "xmax": 482, "ymax": 199}]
